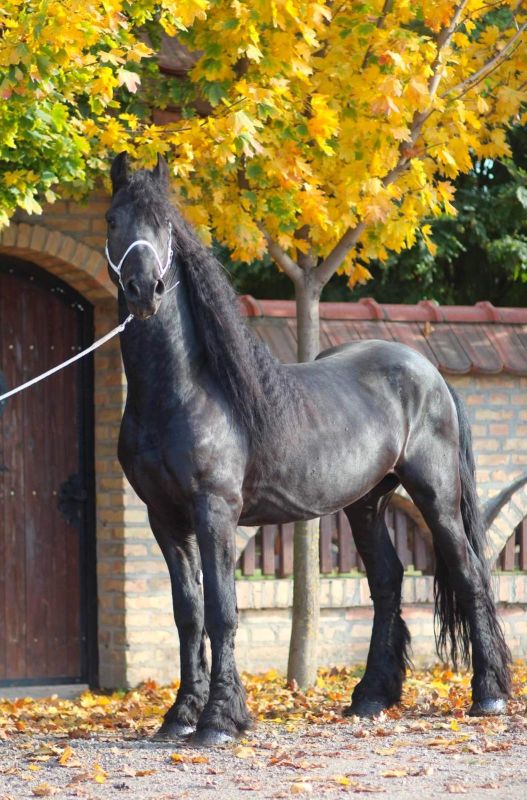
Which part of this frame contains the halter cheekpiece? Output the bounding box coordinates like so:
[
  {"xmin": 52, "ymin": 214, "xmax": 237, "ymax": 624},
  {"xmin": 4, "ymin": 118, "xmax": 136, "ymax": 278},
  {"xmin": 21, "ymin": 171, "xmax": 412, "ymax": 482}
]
[{"xmin": 105, "ymin": 222, "xmax": 173, "ymax": 290}]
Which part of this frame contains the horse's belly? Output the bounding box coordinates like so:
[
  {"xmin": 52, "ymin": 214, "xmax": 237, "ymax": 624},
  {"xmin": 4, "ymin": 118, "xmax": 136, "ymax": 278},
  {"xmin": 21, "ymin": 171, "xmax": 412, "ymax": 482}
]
[{"xmin": 240, "ymin": 446, "xmax": 397, "ymax": 525}]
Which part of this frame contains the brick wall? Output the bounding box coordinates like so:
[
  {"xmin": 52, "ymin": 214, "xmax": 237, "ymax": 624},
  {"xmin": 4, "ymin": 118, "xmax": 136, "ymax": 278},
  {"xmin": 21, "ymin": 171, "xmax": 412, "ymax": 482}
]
[{"xmin": 450, "ymin": 374, "xmax": 527, "ymax": 502}]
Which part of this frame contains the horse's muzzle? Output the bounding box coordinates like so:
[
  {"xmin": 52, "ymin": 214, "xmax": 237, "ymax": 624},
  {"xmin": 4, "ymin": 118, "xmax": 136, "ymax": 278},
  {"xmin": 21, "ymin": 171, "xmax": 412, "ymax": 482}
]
[{"xmin": 124, "ymin": 277, "xmax": 165, "ymax": 320}]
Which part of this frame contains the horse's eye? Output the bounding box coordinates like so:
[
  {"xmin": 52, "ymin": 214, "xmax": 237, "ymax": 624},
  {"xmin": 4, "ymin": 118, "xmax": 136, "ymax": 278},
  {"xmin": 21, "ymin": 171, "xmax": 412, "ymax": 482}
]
[{"xmin": 107, "ymin": 218, "xmax": 116, "ymax": 230}]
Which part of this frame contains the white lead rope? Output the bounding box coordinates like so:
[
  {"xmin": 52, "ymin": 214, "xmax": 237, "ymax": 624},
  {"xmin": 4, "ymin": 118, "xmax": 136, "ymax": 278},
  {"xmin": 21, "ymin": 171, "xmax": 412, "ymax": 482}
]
[
  {"xmin": 0, "ymin": 223, "xmax": 176, "ymax": 406},
  {"xmin": 0, "ymin": 314, "xmax": 134, "ymax": 404}
]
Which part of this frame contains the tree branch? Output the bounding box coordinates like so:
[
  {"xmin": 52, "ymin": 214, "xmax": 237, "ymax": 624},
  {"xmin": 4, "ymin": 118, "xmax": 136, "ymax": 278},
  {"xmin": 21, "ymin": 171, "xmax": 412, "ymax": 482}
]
[
  {"xmin": 442, "ymin": 22, "xmax": 527, "ymax": 101},
  {"xmin": 315, "ymin": 2, "xmax": 469, "ymax": 287},
  {"xmin": 292, "ymin": 0, "xmax": 458, "ymax": 287},
  {"xmin": 259, "ymin": 227, "xmax": 304, "ymax": 283},
  {"xmin": 359, "ymin": 0, "xmax": 394, "ymax": 72},
  {"xmin": 287, "ymin": 3, "xmax": 525, "ymax": 290},
  {"xmin": 314, "ymin": 222, "xmax": 366, "ymax": 286},
  {"xmin": 428, "ymin": 1, "xmax": 469, "ymax": 99}
]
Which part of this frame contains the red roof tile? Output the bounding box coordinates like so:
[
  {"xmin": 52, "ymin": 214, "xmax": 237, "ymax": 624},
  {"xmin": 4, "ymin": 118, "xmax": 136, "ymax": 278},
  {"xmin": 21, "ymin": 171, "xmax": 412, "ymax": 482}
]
[{"xmin": 239, "ymin": 296, "xmax": 527, "ymax": 374}]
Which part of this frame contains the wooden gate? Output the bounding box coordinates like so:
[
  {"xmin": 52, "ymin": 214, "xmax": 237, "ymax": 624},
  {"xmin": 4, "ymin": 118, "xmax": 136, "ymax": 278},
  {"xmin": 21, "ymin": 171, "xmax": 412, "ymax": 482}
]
[{"xmin": 0, "ymin": 258, "xmax": 96, "ymax": 685}]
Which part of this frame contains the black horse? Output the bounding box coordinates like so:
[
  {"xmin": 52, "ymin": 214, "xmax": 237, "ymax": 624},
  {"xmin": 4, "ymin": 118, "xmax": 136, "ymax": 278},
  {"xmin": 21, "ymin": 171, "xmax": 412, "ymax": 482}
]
[{"xmin": 105, "ymin": 153, "xmax": 511, "ymax": 745}]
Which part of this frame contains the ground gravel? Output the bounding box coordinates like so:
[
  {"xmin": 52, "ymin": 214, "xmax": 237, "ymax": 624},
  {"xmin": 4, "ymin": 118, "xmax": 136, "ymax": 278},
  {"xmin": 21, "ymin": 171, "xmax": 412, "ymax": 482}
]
[{"xmin": 1, "ymin": 711, "xmax": 526, "ymax": 800}]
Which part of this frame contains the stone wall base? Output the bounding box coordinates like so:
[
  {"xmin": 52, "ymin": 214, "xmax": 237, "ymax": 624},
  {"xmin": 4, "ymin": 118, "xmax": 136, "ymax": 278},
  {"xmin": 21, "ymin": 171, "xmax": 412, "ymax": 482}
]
[{"xmin": 236, "ymin": 602, "xmax": 527, "ymax": 673}]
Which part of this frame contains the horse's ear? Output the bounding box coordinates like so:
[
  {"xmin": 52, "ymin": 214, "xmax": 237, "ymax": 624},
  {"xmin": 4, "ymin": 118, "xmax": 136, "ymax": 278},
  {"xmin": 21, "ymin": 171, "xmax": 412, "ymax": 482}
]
[
  {"xmin": 153, "ymin": 153, "xmax": 170, "ymax": 190},
  {"xmin": 110, "ymin": 152, "xmax": 129, "ymax": 193}
]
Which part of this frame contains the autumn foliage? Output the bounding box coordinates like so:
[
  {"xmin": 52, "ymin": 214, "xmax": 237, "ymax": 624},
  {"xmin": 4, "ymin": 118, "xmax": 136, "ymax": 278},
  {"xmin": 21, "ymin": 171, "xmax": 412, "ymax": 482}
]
[{"xmin": 1, "ymin": 1, "xmax": 526, "ymax": 286}]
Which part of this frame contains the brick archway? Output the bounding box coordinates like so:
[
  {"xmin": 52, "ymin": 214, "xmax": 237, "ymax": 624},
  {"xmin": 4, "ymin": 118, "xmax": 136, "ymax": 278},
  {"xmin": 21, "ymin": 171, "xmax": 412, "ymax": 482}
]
[
  {"xmin": 0, "ymin": 221, "xmax": 115, "ymax": 302},
  {"xmin": 486, "ymin": 479, "xmax": 527, "ymax": 564}
]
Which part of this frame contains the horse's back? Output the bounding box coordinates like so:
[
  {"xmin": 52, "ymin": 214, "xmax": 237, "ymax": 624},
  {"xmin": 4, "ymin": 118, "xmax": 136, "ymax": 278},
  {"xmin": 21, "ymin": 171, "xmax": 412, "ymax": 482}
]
[{"xmin": 316, "ymin": 338, "xmax": 428, "ymax": 371}]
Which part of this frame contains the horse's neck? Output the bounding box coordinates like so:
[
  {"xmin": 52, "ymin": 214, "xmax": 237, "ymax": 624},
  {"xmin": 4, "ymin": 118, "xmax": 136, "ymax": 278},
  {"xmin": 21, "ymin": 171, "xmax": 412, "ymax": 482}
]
[{"xmin": 119, "ymin": 280, "xmax": 204, "ymax": 415}]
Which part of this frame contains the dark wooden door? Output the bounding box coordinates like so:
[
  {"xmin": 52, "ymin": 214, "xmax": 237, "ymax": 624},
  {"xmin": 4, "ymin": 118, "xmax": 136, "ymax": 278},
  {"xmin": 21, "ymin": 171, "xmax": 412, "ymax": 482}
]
[{"xmin": 0, "ymin": 258, "xmax": 96, "ymax": 685}]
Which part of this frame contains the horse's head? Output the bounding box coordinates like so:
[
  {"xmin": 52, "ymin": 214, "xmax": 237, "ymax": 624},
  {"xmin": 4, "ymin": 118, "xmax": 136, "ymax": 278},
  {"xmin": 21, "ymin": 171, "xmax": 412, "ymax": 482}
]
[{"xmin": 106, "ymin": 152, "xmax": 173, "ymax": 320}]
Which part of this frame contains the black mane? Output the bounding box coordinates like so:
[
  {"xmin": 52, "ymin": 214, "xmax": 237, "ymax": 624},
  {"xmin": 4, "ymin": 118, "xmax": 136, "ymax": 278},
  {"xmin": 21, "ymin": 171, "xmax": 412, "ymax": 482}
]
[{"xmin": 125, "ymin": 169, "xmax": 298, "ymax": 444}]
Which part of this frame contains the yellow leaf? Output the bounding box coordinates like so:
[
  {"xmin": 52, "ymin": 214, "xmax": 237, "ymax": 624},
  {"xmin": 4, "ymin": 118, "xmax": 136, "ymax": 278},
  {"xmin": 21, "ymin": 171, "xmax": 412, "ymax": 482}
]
[
  {"xmin": 383, "ymin": 769, "xmax": 408, "ymax": 778},
  {"xmin": 93, "ymin": 763, "xmax": 108, "ymax": 784},
  {"xmin": 32, "ymin": 785, "xmax": 56, "ymax": 797},
  {"xmin": 290, "ymin": 782, "xmax": 313, "ymax": 794},
  {"xmin": 170, "ymin": 752, "xmax": 208, "ymax": 764},
  {"xmin": 58, "ymin": 746, "xmax": 74, "ymax": 765},
  {"xmin": 234, "ymin": 745, "xmax": 256, "ymax": 758}
]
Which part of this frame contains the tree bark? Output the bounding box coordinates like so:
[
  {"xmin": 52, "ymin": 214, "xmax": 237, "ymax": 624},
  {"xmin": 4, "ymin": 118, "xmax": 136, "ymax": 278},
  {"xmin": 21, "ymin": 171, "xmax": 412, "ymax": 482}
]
[{"xmin": 287, "ymin": 274, "xmax": 321, "ymax": 688}]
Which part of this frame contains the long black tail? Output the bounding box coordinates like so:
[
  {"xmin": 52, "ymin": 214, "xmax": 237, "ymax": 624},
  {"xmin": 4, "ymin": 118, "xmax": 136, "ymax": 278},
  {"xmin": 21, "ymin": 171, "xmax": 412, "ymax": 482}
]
[{"xmin": 434, "ymin": 386, "xmax": 511, "ymax": 690}]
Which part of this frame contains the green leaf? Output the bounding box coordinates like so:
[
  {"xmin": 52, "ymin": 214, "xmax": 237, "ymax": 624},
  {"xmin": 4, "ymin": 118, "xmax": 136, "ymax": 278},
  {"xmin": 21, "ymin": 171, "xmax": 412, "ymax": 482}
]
[
  {"xmin": 515, "ymin": 186, "xmax": 527, "ymax": 209},
  {"xmin": 202, "ymin": 81, "xmax": 228, "ymax": 106},
  {"xmin": 246, "ymin": 163, "xmax": 263, "ymax": 180}
]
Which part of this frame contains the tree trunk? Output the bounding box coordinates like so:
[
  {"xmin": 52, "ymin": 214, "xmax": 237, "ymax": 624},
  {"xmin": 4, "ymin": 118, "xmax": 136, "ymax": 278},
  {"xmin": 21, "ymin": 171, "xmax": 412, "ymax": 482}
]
[{"xmin": 287, "ymin": 275, "xmax": 321, "ymax": 688}]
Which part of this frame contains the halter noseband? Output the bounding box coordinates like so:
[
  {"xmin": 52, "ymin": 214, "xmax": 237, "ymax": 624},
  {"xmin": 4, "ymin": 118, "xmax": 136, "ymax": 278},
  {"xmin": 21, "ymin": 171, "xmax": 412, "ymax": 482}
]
[{"xmin": 105, "ymin": 222, "xmax": 173, "ymax": 290}]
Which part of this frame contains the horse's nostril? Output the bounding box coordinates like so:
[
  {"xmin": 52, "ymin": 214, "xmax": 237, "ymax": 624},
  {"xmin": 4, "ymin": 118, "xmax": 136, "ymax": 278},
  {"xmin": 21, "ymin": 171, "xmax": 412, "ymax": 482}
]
[
  {"xmin": 155, "ymin": 279, "xmax": 165, "ymax": 296},
  {"xmin": 126, "ymin": 279, "xmax": 140, "ymax": 297}
]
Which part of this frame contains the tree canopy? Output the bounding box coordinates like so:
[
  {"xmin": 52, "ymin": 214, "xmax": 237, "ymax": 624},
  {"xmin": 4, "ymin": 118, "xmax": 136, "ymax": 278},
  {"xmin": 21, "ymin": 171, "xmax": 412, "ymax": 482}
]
[
  {"xmin": 225, "ymin": 124, "xmax": 527, "ymax": 306},
  {"xmin": 0, "ymin": 1, "xmax": 207, "ymax": 225},
  {"xmin": 1, "ymin": 1, "xmax": 526, "ymax": 289}
]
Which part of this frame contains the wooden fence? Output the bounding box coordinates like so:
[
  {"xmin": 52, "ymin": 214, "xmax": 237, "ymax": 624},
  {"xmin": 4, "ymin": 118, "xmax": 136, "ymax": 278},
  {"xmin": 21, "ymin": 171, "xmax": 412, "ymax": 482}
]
[
  {"xmin": 237, "ymin": 507, "xmax": 527, "ymax": 577},
  {"xmin": 500, "ymin": 519, "xmax": 527, "ymax": 571}
]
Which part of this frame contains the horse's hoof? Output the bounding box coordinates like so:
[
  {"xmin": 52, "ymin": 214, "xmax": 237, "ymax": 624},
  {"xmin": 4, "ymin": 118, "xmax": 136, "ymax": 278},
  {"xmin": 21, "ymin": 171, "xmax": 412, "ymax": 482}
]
[
  {"xmin": 343, "ymin": 699, "xmax": 387, "ymax": 718},
  {"xmin": 468, "ymin": 698, "xmax": 507, "ymax": 717},
  {"xmin": 191, "ymin": 727, "xmax": 236, "ymax": 746},
  {"xmin": 152, "ymin": 721, "xmax": 195, "ymax": 741}
]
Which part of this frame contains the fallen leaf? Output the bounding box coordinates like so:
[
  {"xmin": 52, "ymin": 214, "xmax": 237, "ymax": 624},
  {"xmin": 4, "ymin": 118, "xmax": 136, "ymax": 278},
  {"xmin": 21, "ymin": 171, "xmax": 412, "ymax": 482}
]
[
  {"xmin": 234, "ymin": 745, "xmax": 256, "ymax": 759},
  {"xmin": 170, "ymin": 752, "xmax": 208, "ymax": 764},
  {"xmin": 93, "ymin": 763, "xmax": 108, "ymax": 784},
  {"xmin": 32, "ymin": 785, "xmax": 57, "ymax": 797},
  {"xmin": 290, "ymin": 782, "xmax": 313, "ymax": 795},
  {"xmin": 446, "ymin": 785, "xmax": 468, "ymax": 794},
  {"xmin": 382, "ymin": 769, "xmax": 407, "ymax": 778}
]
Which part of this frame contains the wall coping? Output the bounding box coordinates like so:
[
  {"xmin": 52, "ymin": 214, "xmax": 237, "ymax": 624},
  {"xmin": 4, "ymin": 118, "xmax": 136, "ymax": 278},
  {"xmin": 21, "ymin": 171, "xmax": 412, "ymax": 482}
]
[
  {"xmin": 236, "ymin": 573, "xmax": 527, "ymax": 611},
  {"xmin": 239, "ymin": 296, "xmax": 527, "ymax": 324}
]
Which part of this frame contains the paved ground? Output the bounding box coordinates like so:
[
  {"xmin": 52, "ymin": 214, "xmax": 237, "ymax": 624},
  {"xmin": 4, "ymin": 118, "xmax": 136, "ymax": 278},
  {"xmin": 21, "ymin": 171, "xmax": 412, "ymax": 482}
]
[{"xmin": 1, "ymin": 710, "xmax": 526, "ymax": 799}]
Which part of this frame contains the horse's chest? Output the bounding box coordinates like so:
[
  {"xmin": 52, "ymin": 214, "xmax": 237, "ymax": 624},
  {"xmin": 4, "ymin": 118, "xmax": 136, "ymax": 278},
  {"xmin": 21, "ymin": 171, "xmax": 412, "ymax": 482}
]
[{"xmin": 118, "ymin": 419, "xmax": 190, "ymax": 505}]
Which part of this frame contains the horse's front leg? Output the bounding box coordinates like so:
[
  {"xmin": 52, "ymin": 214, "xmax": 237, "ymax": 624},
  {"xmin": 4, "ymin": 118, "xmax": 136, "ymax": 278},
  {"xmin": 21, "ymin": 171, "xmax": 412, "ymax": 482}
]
[
  {"xmin": 191, "ymin": 493, "xmax": 252, "ymax": 745},
  {"xmin": 148, "ymin": 512, "xmax": 210, "ymax": 739}
]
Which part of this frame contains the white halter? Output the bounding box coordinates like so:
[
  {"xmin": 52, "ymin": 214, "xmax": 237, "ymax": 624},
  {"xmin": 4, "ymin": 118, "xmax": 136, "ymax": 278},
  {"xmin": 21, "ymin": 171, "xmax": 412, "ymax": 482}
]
[{"xmin": 105, "ymin": 222, "xmax": 174, "ymax": 290}]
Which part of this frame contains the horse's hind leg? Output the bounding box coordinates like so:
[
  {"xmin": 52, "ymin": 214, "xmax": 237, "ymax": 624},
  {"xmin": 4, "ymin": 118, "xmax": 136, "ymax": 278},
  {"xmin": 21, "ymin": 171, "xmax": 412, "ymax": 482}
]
[
  {"xmin": 344, "ymin": 482, "xmax": 411, "ymax": 718},
  {"xmin": 397, "ymin": 438, "xmax": 511, "ymax": 715},
  {"xmin": 149, "ymin": 511, "xmax": 210, "ymax": 739}
]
